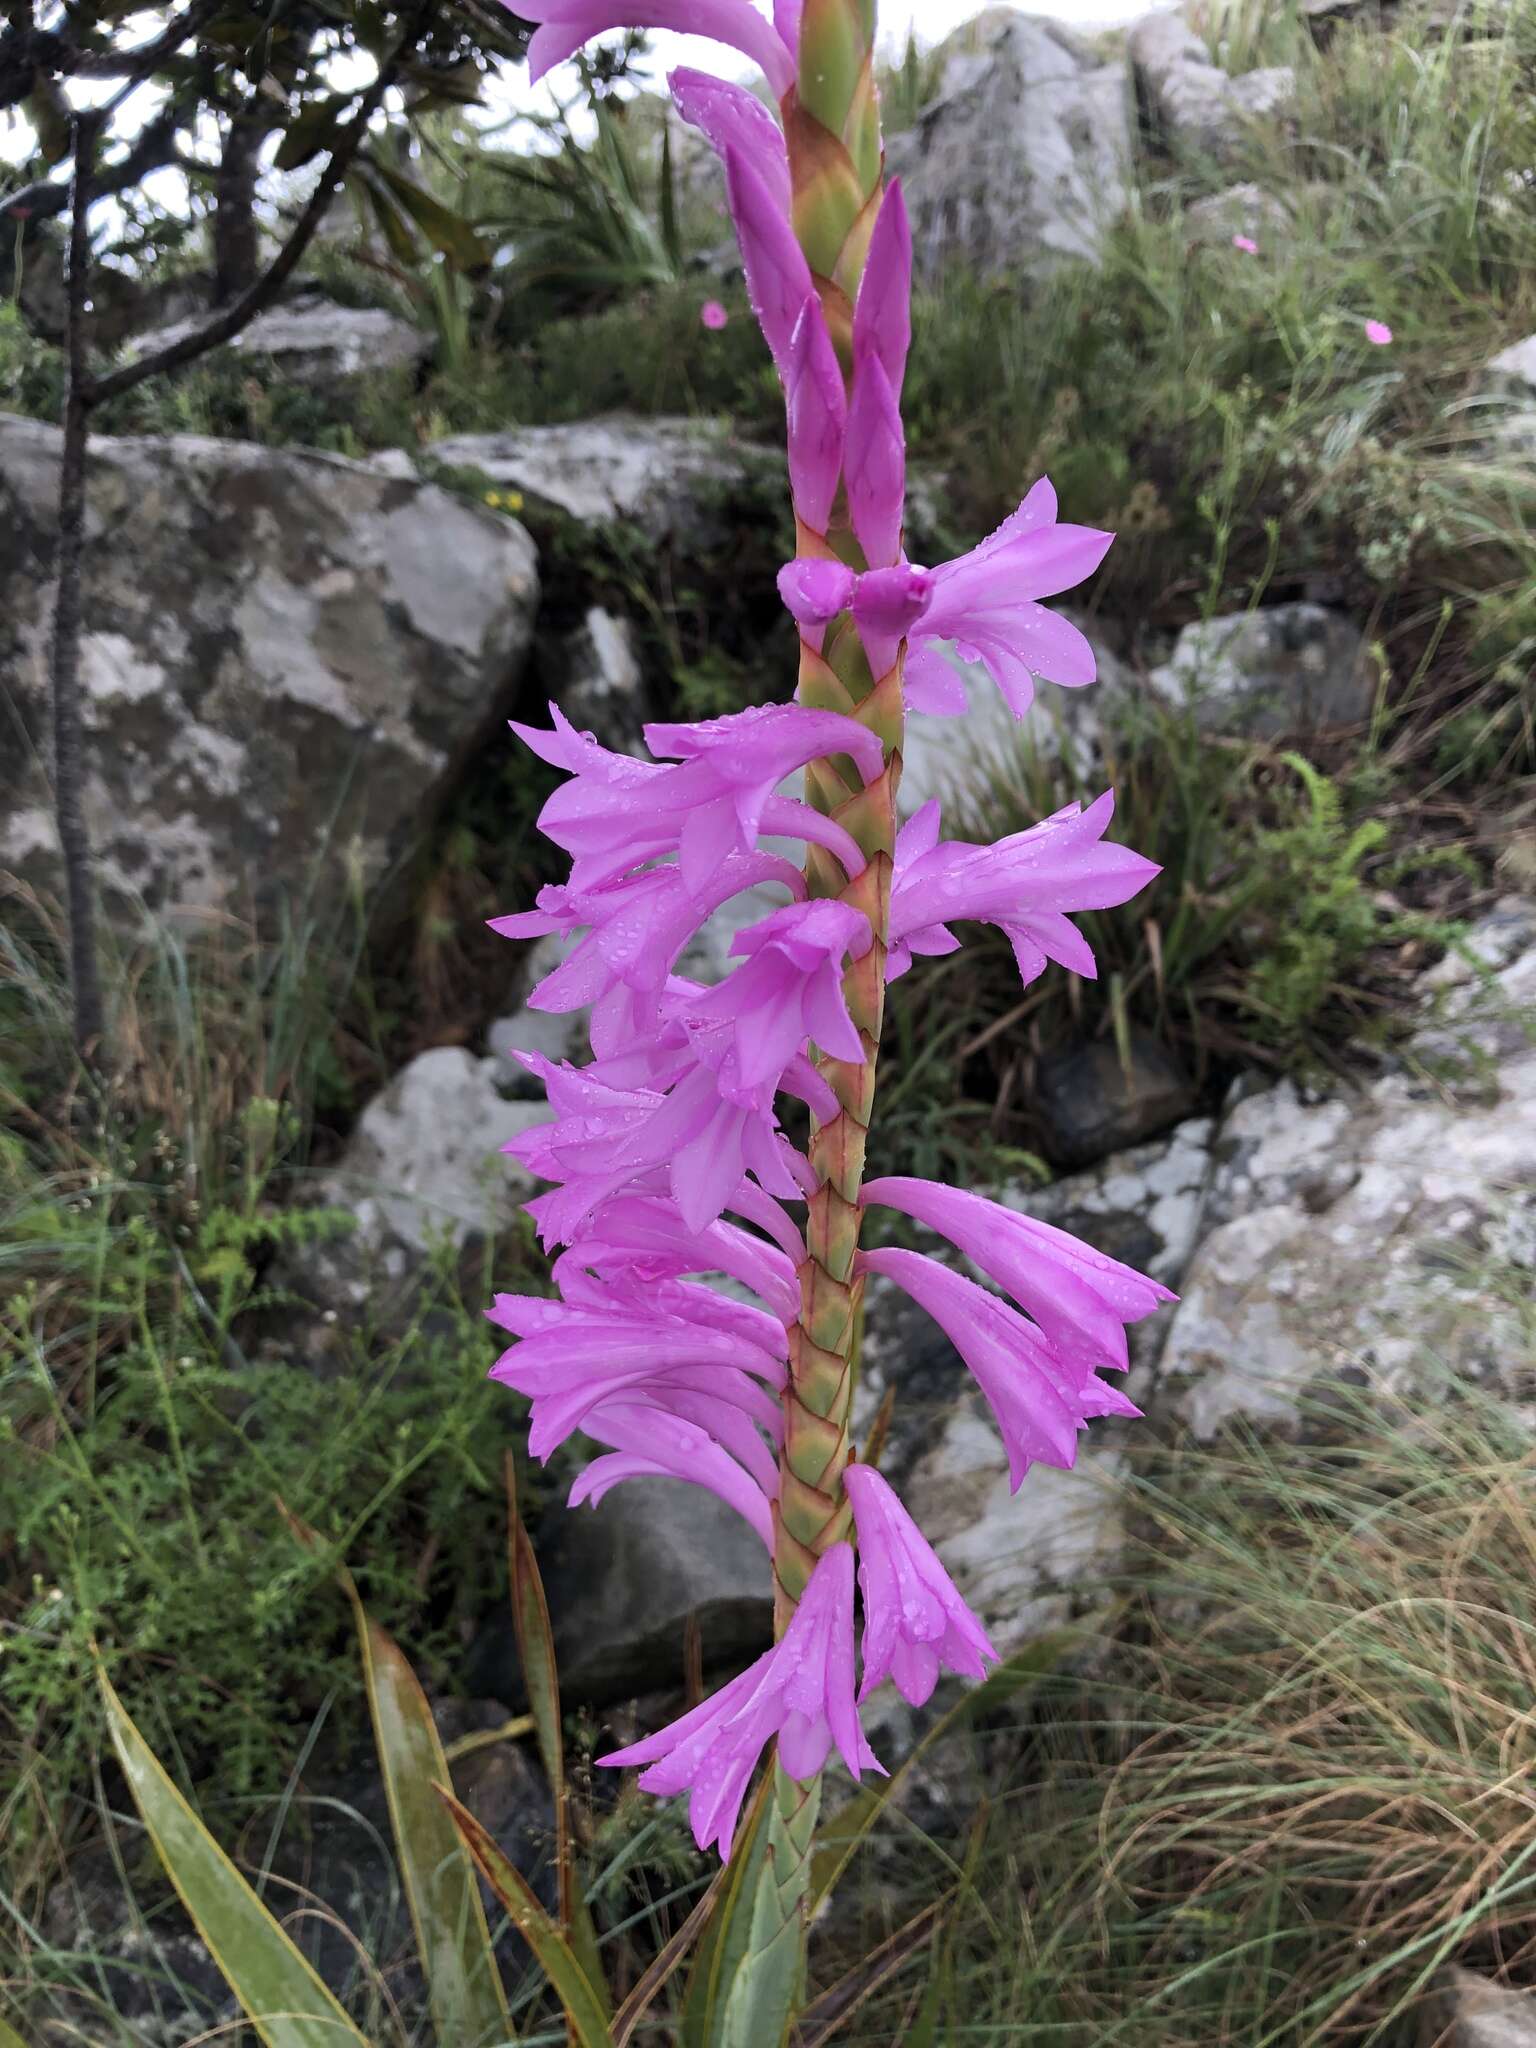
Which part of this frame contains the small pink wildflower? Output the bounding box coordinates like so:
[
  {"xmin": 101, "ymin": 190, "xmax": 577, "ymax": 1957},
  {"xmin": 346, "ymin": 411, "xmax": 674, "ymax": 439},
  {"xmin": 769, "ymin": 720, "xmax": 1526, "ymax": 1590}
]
[
  {"xmin": 1365, "ymin": 319, "xmax": 1393, "ymax": 346},
  {"xmin": 701, "ymin": 299, "xmax": 729, "ymax": 331},
  {"xmin": 1232, "ymin": 233, "xmax": 1258, "ymax": 254}
]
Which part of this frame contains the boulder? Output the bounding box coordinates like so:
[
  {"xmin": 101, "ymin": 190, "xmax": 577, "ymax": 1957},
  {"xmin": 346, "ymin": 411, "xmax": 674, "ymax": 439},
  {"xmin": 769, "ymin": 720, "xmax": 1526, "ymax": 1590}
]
[
  {"xmin": 1033, "ymin": 1029, "xmax": 1198, "ymax": 1168},
  {"xmin": 1423, "ymin": 1968, "xmax": 1536, "ymax": 2048},
  {"xmin": 1478, "ymin": 333, "xmax": 1536, "ymax": 454},
  {"xmin": 552, "ymin": 604, "xmax": 650, "ymax": 753},
  {"xmin": 887, "ymin": 11, "xmax": 1132, "ymax": 280},
  {"xmin": 474, "ymin": 1478, "xmax": 774, "ymax": 1705},
  {"xmin": 1156, "ymin": 912, "xmax": 1536, "ymax": 1438},
  {"xmin": 126, "ymin": 291, "xmax": 430, "ymax": 387},
  {"xmin": 1130, "ymin": 11, "xmax": 1294, "ymax": 159},
  {"xmin": 1185, "ymin": 180, "xmax": 1293, "ymax": 243},
  {"xmin": 428, "ymin": 418, "xmax": 779, "ymax": 546},
  {"xmin": 1147, "ymin": 603, "xmax": 1376, "ymax": 736},
  {"xmin": 0, "ymin": 414, "xmax": 538, "ymax": 914},
  {"xmin": 281, "ymin": 1046, "xmax": 552, "ymax": 1352}
]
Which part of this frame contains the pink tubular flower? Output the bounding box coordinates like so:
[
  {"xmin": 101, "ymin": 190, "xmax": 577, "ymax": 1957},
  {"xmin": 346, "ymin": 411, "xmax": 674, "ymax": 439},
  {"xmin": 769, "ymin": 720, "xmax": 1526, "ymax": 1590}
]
[
  {"xmin": 859, "ymin": 1248, "xmax": 1141, "ymax": 1489},
  {"xmin": 599, "ymin": 1545, "xmax": 882, "ymax": 1857},
  {"xmin": 861, "ymin": 1177, "xmax": 1175, "ymax": 1379},
  {"xmin": 786, "ymin": 297, "xmax": 846, "ymax": 534},
  {"xmin": 723, "ymin": 147, "xmax": 816, "ymax": 381},
  {"xmin": 903, "ymin": 478, "xmax": 1114, "ymax": 718},
  {"xmin": 843, "ymin": 1464, "xmax": 997, "ymax": 1704},
  {"xmin": 701, "ymin": 299, "xmax": 729, "ymax": 330},
  {"xmin": 488, "ymin": 851, "xmax": 804, "ymax": 1032},
  {"xmin": 561, "ymin": 1189, "xmax": 800, "ymax": 1322},
  {"xmin": 1365, "ymin": 318, "xmax": 1392, "ymax": 346},
  {"xmin": 854, "ymin": 180, "xmax": 912, "ymax": 402},
  {"xmin": 517, "ymin": 0, "xmax": 795, "ymax": 97},
  {"xmin": 1232, "ymin": 233, "xmax": 1258, "ymax": 254},
  {"xmin": 844, "ymin": 350, "xmax": 905, "ymax": 569},
  {"xmin": 670, "ymin": 67, "xmax": 791, "ymax": 224},
  {"xmin": 888, "ymin": 792, "xmax": 1161, "ymax": 985},
  {"xmin": 514, "ymin": 703, "xmax": 881, "ymax": 893}
]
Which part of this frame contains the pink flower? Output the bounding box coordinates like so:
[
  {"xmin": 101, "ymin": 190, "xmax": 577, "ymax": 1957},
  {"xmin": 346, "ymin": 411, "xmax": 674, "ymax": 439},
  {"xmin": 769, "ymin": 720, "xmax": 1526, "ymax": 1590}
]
[
  {"xmin": 722, "ymin": 146, "xmax": 815, "ymax": 381},
  {"xmin": 701, "ymin": 299, "xmax": 729, "ymax": 330},
  {"xmin": 1232, "ymin": 233, "xmax": 1259, "ymax": 254},
  {"xmin": 859, "ymin": 1247, "xmax": 1141, "ymax": 1490},
  {"xmin": 903, "ymin": 478, "xmax": 1113, "ymax": 718},
  {"xmin": 560, "ymin": 1189, "xmax": 801, "ymax": 1322},
  {"xmin": 1365, "ymin": 318, "xmax": 1393, "ymax": 346},
  {"xmin": 776, "ymin": 478, "xmax": 1114, "ymax": 720},
  {"xmin": 844, "ymin": 350, "xmax": 905, "ymax": 569},
  {"xmin": 786, "ymin": 297, "xmax": 846, "ymax": 534},
  {"xmin": 888, "ymin": 791, "xmax": 1160, "ymax": 985},
  {"xmin": 861, "ymin": 1176, "xmax": 1175, "ymax": 1379},
  {"xmin": 489, "ymin": 851, "xmax": 805, "ymax": 1038},
  {"xmin": 515, "ymin": 703, "xmax": 882, "ymax": 893},
  {"xmin": 843, "ymin": 1464, "xmax": 997, "ymax": 1704},
  {"xmin": 854, "ymin": 180, "xmax": 912, "ymax": 403},
  {"xmin": 599, "ymin": 1545, "xmax": 882, "ymax": 1857},
  {"xmin": 516, "ymin": 0, "xmax": 795, "ymax": 97},
  {"xmin": 670, "ymin": 66, "xmax": 791, "ymax": 222}
]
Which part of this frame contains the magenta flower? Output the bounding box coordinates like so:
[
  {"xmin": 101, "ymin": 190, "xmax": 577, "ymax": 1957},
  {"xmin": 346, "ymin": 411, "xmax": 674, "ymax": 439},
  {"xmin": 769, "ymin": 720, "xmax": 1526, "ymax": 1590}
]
[
  {"xmin": 786, "ymin": 297, "xmax": 847, "ymax": 534},
  {"xmin": 862, "ymin": 1176, "xmax": 1175, "ymax": 1379},
  {"xmin": 1232, "ymin": 233, "xmax": 1258, "ymax": 254},
  {"xmin": 670, "ymin": 66, "xmax": 791, "ymax": 222},
  {"xmin": 845, "ymin": 350, "xmax": 905, "ymax": 569},
  {"xmin": 723, "ymin": 147, "xmax": 816, "ymax": 381},
  {"xmin": 515, "ymin": 703, "xmax": 881, "ymax": 892},
  {"xmin": 701, "ymin": 299, "xmax": 729, "ymax": 330},
  {"xmin": 843, "ymin": 1464, "xmax": 997, "ymax": 1704},
  {"xmin": 488, "ymin": 850, "xmax": 804, "ymax": 1037},
  {"xmin": 517, "ymin": 0, "xmax": 795, "ymax": 96},
  {"xmin": 859, "ymin": 1247, "xmax": 1141, "ymax": 1489},
  {"xmin": 1365, "ymin": 318, "xmax": 1393, "ymax": 346},
  {"xmin": 559, "ymin": 1189, "xmax": 801, "ymax": 1322},
  {"xmin": 888, "ymin": 791, "xmax": 1161, "ymax": 985},
  {"xmin": 854, "ymin": 180, "xmax": 912, "ymax": 403},
  {"xmin": 599, "ymin": 1544, "xmax": 882, "ymax": 1857},
  {"xmin": 902, "ymin": 479, "xmax": 1114, "ymax": 718}
]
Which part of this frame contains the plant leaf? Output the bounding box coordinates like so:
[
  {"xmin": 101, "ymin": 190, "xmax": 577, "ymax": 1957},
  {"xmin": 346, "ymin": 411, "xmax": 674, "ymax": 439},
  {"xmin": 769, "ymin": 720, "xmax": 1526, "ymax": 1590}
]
[
  {"xmin": 97, "ymin": 1668, "xmax": 368, "ymax": 2048},
  {"xmin": 790, "ymin": 1900, "xmax": 941, "ymax": 2047},
  {"xmin": 371, "ymin": 159, "xmax": 488, "ymax": 269},
  {"xmin": 438, "ymin": 1786, "xmax": 616, "ymax": 2048},
  {"xmin": 681, "ymin": 1765, "xmax": 817, "ymax": 2048},
  {"xmin": 504, "ymin": 1454, "xmax": 610, "ymax": 2020},
  {"xmin": 279, "ymin": 1506, "xmax": 510, "ymax": 2046},
  {"xmin": 611, "ymin": 1861, "xmax": 730, "ymax": 2048}
]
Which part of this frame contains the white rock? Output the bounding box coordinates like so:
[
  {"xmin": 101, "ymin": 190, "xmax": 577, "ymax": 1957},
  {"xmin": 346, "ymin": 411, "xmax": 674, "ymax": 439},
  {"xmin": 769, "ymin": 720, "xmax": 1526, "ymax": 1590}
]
[
  {"xmin": 1148, "ymin": 604, "xmax": 1376, "ymax": 736},
  {"xmin": 1130, "ymin": 12, "xmax": 1294, "ymax": 158},
  {"xmin": 127, "ymin": 293, "xmax": 429, "ymax": 386}
]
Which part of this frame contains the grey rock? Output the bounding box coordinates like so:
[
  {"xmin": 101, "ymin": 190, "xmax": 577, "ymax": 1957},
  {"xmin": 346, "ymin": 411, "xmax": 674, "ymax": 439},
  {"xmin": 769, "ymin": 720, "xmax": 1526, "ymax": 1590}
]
[
  {"xmin": 428, "ymin": 418, "xmax": 778, "ymax": 544},
  {"xmin": 553, "ymin": 605, "xmax": 649, "ymax": 752},
  {"xmin": 1147, "ymin": 604, "xmax": 1376, "ymax": 736},
  {"xmin": 282, "ymin": 1047, "xmax": 552, "ymax": 1348},
  {"xmin": 1185, "ymin": 180, "xmax": 1293, "ymax": 241},
  {"xmin": 1130, "ymin": 11, "xmax": 1294, "ymax": 159},
  {"xmin": 1034, "ymin": 1029, "xmax": 1198, "ymax": 1168},
  {"xmin": 888, "ymin": 11, "xmax": 1132, "ymax": 280},
  {"xmin": 126, "ymin": 292, "xmax": 430, "ymax": 387},
  {"xmin": 1424, "ymin": 1967, "xmax": 1536, "ymax": 2048},
  {"xmin": 1477, "ymin": 333, "xmax": 1536, "ymax": 454},
  {"xmin": 0, "ymin": 413, "xmax": 538, "ymax": 914},
  {"xmin": 1159, "ymin": 1035, "xmax": 1536, "ymax": 1438},
  {"xmin": 524, "ymin": 1479, "xmax": 773, "ymax": 1704},
  {"xmin": 1409, "ymin": 898, "xmax": 1536, "ymax": 1068}
]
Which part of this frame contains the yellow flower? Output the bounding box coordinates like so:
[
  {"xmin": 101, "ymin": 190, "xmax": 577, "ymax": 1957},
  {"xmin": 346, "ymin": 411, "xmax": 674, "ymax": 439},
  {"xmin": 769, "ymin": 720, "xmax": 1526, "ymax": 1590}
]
[
  {"xmin": 484, "ymin": 489, "xmax": 503, "ymax": 508},
  {"xmin": 505, "ymin": 489, "xmax": 524, "ymax": 514}
]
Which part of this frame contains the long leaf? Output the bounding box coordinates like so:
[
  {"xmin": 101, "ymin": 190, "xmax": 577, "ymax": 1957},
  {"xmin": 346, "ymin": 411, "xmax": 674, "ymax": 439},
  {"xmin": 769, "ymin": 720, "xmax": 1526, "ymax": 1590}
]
[
  {"xmin": 0, "ymin": 2016, "xmax": 33, "ymax": 2048},
  {"xmin": 681, "ymin": 1766, "xmax": 816, "ymax": 2048},
  {"xmin": 97, "ymin": 1669, "xmax": 367, "ymax": 2048},
  {"xmin": 504, "ymin": 1456, "xmax": 610, "ymax": 2018},
  {"xmin": 279, "ymin": 1506, "xmax": 511, "ymax": 2048},
  {"xmin": 372, "ymin": 159, "xmax": 488, "ymax": 268},
  {"xmin": 808, "ymin": 1623, "xmax": 1092, "ymax": 1912},
  {"xmin": 438, "ymin": 1788, "xmax": 616, "ymax": 2048}
]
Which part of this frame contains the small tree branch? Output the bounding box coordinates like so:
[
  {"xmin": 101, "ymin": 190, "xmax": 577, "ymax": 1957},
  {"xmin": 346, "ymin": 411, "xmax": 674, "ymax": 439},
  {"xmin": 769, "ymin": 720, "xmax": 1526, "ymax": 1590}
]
[
  {"xmin": 1, "ymin": 1, "xmax": 220, "ymax": 109},
  {"xmin": 1, "ymin": 106, "xmax": 180, "ymax": 225},
  {"xmin": 84, "ymin": 0, "xmax": 439, "ymax": 406},
  {"xmin": 50, "ymin": 105, "xmax": 107, "ymax": 1060}
]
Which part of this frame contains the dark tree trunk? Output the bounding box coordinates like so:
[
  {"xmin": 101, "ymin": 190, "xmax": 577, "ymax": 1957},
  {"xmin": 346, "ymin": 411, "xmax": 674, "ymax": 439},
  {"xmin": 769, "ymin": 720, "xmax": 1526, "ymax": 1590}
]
[
  {"xmin": 50, "ymin": 107, "xmax": 105, "ymax": 1061},
  {"xmin": 213, "ymin": 107, "xmax": 265, "ymax": 306}
]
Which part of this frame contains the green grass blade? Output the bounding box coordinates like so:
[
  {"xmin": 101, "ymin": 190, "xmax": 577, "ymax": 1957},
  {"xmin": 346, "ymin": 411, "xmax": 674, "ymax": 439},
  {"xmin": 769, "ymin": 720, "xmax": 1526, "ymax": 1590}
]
[
  {"xmin": 0, "ymin": 2017, "xmax": 32, "ymax": 2048},
  {"xmin": 504, "ymin": 1455, "xmax": 610, "ymax": 2018},
  {"xmin": 611, "ymin": 1860, "xmax": 729, "ymax": 2047},
  {"xmin": 97, "ymin": 1668, "xmax": 368, "ymax": 2048},
  {"xmin": 436, "ymin": 1787, "xmax": 616, "ymax": 2048},
  {"xmin": 279, "ymin": 1504, "xmax": 510, "ymax": 2046},
  {"xmin": 808, "ymin": 1624, "xmax": 1091, "ymax": 1911}
]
